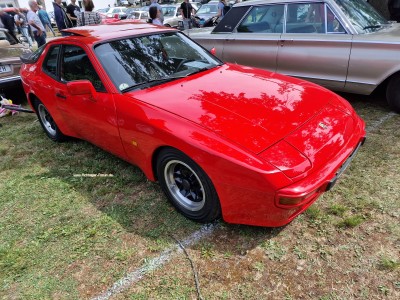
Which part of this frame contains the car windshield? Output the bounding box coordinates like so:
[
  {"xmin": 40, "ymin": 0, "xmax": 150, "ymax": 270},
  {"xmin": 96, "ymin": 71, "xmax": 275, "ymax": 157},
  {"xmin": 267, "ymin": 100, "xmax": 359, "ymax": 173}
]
[
  {"xmin": 96, "ymin": 8, "xmax": 108, "ymax": 13},
  {"xmin": 162, "ymin": 6, "xmax": 177, "ymax": 17},
  {"xmin": 94, "ymin": 32, "xmax": 221, "ymax": 92},
  {"xmin": 333, "ymin": 0, "xmax": 389, "ymax": 33},
  {"xmin": 197, "ymin": 3, "xmax": 218, "ymax": 14}
]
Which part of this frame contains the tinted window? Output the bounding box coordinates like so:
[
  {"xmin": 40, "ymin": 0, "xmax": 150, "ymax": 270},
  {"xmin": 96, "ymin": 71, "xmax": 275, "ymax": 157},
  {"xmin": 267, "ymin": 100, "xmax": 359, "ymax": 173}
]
[
  {"xmin": 213, "ymin": 6, "xmax": 250, "ymax": 33},
  {"xmin": 61, "ymin": 45, "xmax": 105, "ymax": 92},
  {"xmin": 42, "ymin": 46, "xmax": 60, "ymax": 78},
  {"xmin": 237, "ymin": 5, "xmax": 284, "ymax": 33}
]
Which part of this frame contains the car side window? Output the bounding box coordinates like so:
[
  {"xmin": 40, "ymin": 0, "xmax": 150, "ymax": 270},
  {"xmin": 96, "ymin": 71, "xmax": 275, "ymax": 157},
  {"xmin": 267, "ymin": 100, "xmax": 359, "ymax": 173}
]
[
  {"xmin": 285, "ymin": 3, "xmax": 346, "ymax": 34},
  {"xmin": 326, "ymin": 6, "xmax": 346, "ymax": 34},
  {"xmin": 42, "ymin": 45, "xmax": 60, "ymax": 79},
  {"xmin": 61, "ymin": 45, "xmax": 106, "ymax": 92},
  {"xmin": 237, "ymin": 5, "xmax": 284, "ymax": 33},
  {"xmin": 213, "ymin": 6, "xmax": 250, "ymax": 33}
]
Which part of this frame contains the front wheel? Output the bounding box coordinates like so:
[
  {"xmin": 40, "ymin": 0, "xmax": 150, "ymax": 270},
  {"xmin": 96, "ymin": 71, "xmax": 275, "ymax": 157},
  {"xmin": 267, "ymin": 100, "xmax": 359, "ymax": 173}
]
[
  {"xmin": 386, "ymin": 74, "xmax": 400, "ymax": 113},
  {"xmin": 156, "ymin": 148, "xmax": 221, "ymax": 223},
  {"xmin": 34, "ymin": 99, "xmax": 66, "ymax": 142}
]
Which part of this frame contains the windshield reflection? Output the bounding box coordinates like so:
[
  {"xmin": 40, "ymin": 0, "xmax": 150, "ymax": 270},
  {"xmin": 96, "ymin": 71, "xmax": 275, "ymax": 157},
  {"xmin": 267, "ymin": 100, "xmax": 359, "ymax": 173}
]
[
  {"xmin": 94, "ymin": 32, "xmax": 220, "ymax": 92},
  {"xmin": 334, "ymin": 0, "xmax": 389, "ymax": 33}
]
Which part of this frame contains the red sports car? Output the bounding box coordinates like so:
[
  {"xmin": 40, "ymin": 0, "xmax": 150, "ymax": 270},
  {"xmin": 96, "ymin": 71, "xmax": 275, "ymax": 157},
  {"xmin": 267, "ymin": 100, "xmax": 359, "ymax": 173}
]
[{"xmin": 20, "ymin": 23, "xmax": 366, "ymax": 227}]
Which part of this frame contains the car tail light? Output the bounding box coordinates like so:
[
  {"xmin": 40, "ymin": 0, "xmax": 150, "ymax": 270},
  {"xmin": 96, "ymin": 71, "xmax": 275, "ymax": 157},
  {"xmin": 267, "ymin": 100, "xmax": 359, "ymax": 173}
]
[{"xmin": 114, "ymin": 14, "xmax": 119, "ymax": 19}]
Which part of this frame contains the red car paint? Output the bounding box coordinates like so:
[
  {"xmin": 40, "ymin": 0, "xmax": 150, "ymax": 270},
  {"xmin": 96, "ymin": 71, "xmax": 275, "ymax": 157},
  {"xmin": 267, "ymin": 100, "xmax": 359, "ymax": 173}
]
[{"xmin": 20, "ymin": 23, "xmax": 366, "ymax": 227}]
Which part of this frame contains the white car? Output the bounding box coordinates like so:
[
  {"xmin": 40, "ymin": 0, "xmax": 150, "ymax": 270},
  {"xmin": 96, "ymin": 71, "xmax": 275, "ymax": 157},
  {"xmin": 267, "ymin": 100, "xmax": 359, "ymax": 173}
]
[{"xmin": 104, "ymin": 7, "xmax": 128, "ymax": 19}]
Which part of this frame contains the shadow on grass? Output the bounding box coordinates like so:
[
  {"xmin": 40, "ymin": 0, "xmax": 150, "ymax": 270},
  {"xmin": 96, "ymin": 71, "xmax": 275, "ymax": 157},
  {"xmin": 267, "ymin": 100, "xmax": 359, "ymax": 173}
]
[{"xmin": 4, "ymin": 114, "xmax": 284, "ymax": 253}]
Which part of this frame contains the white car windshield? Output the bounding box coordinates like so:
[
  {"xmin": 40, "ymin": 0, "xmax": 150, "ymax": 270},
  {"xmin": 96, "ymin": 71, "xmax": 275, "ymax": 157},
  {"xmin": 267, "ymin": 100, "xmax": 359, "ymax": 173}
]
[
  {"xmin": 334, "ymin": 0, "xmax": 389, "ymax": 33},
  {"xmin": 197, "ymin": 4, "xmax": 218, "ymax": 15},
  {"xmin": 94, "ymin": 32, "xmax": 221, "ymax": 92}
]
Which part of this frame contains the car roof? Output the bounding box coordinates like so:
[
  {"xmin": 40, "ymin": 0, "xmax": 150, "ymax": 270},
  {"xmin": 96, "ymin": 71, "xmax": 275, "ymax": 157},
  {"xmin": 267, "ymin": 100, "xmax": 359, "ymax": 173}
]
[{"xmin": 61, "ymin": 22, "xmax": 176, "ymax": 45}]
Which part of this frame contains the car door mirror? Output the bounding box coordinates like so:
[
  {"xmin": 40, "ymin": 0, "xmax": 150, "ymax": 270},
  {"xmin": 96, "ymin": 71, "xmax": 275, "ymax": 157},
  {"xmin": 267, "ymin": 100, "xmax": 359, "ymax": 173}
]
[
  {"xmin": 20, "ymin": 50, "xmax": 35, "ymax": 64},
  {"xmin": 67, "ymin": 80, "xmax": 95, "ymax": 96},
  {"xmin": 210, "ymin": 47, "xmax": 216, "ymax": 55}
]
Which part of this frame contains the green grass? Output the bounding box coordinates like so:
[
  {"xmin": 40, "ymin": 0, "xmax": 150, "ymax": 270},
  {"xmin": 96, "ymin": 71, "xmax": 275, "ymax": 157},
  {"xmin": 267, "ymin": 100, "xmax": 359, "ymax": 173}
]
[
  {"xmin": 0, "ymin": 113, "xmax": 200, "ymax": 299},
  {"xmin": 1, "ymin": 97, "xmax": 400, "ymax": 299},
  {"xmin": 377, "ymin": 257, "xmax": 400, "ymax": 271}
]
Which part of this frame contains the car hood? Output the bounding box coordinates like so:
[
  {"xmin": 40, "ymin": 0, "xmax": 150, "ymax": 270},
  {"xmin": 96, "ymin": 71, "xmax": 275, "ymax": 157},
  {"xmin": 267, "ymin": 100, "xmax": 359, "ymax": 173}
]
[
  {"xmin": 354, "ymin": 23, "xmax": 400, "ymax": 42},
  {"xmin": 127, "ymin": 64, "xmax": 345, "ymax": 154}
]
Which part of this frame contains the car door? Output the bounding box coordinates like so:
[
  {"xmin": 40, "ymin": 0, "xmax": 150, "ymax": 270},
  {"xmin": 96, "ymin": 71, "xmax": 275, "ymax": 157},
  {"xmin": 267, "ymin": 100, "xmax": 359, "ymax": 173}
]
[
  {"xmin": 276, "ymin": 2, "xmax": 352, "ymax": 91},
  {"xmin": 221, "ymin": 4, "xmax": 284, "ymax": 73},
  {"xmin": 51, "ymin": 43, "xmax": 125, "ymax": 158}
]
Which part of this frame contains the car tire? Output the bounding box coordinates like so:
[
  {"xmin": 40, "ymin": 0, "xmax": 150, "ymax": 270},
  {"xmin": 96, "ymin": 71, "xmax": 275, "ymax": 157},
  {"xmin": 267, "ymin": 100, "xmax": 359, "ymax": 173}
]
[
  {"xmin": 386, "ymin": 74, "xmax": 400, "ymax": 113},
  {"xmin": 156, "ymin": 148, "xmax": 221, "ymax": 223},
  {"xmin": 33, "ymin": 99, "xmax": 66, "ymax": 142}
]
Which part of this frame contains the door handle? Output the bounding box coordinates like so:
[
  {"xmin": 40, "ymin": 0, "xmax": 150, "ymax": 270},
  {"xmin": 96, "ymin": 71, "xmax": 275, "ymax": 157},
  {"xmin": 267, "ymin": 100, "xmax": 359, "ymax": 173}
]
[{"xmin": 55, "ymin": 92, "xmax": 67, "ymax": 99}]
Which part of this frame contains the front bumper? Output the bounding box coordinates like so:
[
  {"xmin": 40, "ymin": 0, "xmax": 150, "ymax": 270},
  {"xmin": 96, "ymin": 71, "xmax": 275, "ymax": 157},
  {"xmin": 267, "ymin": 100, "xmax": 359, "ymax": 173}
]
[{"xmin": 218, "ymin": 120, "xmax": 366, "ymax": 227}]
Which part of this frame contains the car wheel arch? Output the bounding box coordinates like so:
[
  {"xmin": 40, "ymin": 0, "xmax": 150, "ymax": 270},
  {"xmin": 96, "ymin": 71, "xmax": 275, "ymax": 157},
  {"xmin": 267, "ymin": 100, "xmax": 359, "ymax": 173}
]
[
  {"xmin": 386, "ymin": 71, "xmax": 400, "ymax": 113},
  {"xmin": 28, "ymin": 93, "xmax": 41, "ymax": 112}
]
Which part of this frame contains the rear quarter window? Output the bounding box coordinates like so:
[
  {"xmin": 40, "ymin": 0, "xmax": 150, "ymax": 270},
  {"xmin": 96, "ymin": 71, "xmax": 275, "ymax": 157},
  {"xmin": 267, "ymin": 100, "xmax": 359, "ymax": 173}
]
[{"xmin": 212, "ymin": 6, "xmax": 251, "ymax": 33}]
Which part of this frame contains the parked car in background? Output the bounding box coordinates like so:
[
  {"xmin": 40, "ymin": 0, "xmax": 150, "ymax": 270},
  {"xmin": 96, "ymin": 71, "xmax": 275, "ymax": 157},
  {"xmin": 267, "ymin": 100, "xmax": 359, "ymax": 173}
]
[
  {"xmin": 189, "ymin": 0, "xmax": 400, "ymax": 112},
  {"xmin": 195, "ymin": 1, "xmax": 219, "ymax": 26},
  {"xmin": 127, "ymin": 10, "xmax": 150, "ymax": 21},
  {"xmin": 96, "ymin": 8, "xmax": 109, "ymax": 14},
  {"xmin": 162, "ymin": 3, "xmax": 200, "ymax": 27},
  {"xmin": 20, "ymin": 22, "xmax": 365, "ymax": 227},
  {"xmin": 102, "ymin": 6, "xmax": 128, "ymax": 19},
  {"xmin": 0, "ymin": 28, "xmax": 30, "ymax": 103}
]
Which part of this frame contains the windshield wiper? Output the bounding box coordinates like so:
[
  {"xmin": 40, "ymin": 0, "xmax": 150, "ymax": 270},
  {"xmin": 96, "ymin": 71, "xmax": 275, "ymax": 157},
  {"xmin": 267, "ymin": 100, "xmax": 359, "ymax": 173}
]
[
  {"xmin": 121, "ymin": 75, "xmax": 188, "ymax": 93},
  {"xmin": 121, "ymin": 65, "xmax": 222, "ymax": 93},
  {"xmin": 363, "ymin": 25, "xmax": 382, "ymax": 30}
]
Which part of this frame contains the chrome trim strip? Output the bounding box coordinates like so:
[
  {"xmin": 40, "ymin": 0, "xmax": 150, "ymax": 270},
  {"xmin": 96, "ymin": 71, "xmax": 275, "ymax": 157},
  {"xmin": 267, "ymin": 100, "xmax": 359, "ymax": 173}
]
[{"xmin": 0, "ymin": 75, "xmax": 21, "ymax": 84}]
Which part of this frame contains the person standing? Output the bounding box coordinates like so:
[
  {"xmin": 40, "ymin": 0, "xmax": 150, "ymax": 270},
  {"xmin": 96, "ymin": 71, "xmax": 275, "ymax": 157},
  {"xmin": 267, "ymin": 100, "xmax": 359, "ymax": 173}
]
[
  {"xmin": 53, "ymin": 0, "xmax": 73, "ymax": 36},
  {"xmin": 38, "ymin": 6, "xmax": 56, "ymax": 37},
  {"xmin": 0, "ymin": 9, "xmax": 19, "ymax": 43},
  {"xmin": 66, "ymin": 0, "xmax": 81, "ymax": 27},
  {"xmin": 76, "ymin": 0, "xmax": 101, "ymax": 26},
  {"xmin": 149, "ymin": 6, "xmax": 162, "ymax": 25},
  {"xmin": 27, "ymin": 0, "xmax": 46, "ymax": 47},
  {"xmin": 14, "ymin": 9, "xmax": 33, "ymax": 47},
  {"xmin": 149, "ymin": 0, "xmax": 164, "ymax": 24},
  {"xmin": 217, "ymin": 0, "xmax": 228, "ymax": 21},
  {"xmin": 388, "ymin": 0, "xmax": 400, "ymax": 22},
  {"xmin": 180, "ymin": 0, "xmax": 194, "ymax": 30}
]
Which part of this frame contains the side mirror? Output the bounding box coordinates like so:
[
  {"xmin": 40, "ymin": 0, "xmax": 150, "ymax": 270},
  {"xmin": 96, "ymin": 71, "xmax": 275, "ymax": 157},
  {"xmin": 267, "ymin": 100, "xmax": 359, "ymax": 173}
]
[
  {"xmin": 67, "ymin": 80, "xmax": 95, "ymax": 99},
  {"xmin": 20, "ymin": 50, "xmax": 35, "ymax": 64},
  {"xmin": 210, "ymin": 47, "xmax": 216, "ymax": 56}
]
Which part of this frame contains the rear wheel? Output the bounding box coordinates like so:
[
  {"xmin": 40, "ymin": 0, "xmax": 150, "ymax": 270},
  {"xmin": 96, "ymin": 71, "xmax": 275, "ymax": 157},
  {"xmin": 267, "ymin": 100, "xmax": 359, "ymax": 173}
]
[
  {"xmin": 156, "ymin": 148, "xmax": 221, "ymax": 223},
  {"xmin": 34, "ymin": 99, "xmax": 66, "ymax": 142},
  {"xmin": 386, "ymin": 74, "xmax": 400, "ymax": 113}
]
